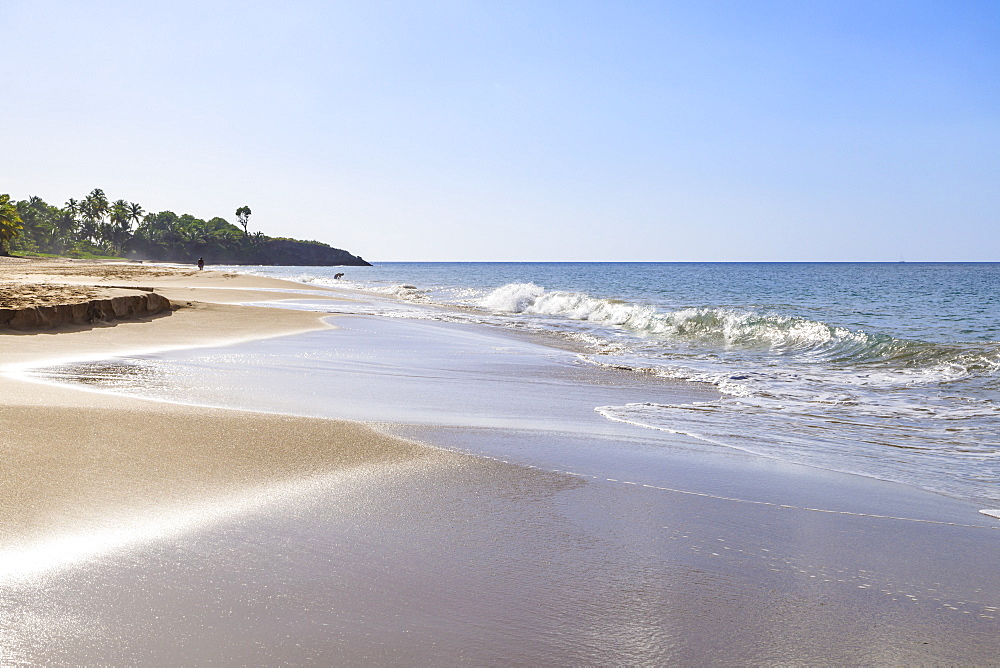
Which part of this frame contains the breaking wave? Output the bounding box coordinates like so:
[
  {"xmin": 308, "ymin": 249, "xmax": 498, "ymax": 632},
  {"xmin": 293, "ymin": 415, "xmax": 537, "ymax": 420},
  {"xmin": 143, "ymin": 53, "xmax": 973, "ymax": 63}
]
[
  {"xmin": 477, "ymin": 283, "xmax": 1000, "ymax": 377},
  {"xmin": 210, "ymin": 264, "xmax": 1000, "ymax": 506}
]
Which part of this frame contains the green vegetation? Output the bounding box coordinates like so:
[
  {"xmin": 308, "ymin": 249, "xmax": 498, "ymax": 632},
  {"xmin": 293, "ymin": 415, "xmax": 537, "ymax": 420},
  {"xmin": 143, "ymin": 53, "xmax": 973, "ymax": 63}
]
[
  {"xmin": 0, "ymin": 189, "xmax": 370, "ymax": 266},
  {"xmin": 235, "ymin": 205, "xmax": 252, "ymax": 236},
  {"xmin": 0, "ymin": 194, "xmax": 24, "ymax": 254}
]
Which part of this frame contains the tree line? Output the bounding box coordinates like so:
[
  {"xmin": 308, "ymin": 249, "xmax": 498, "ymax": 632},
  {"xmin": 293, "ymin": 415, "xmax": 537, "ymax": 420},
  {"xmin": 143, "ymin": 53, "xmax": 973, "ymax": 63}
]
[
  {"xmin": 0, "ymin": 188, "xmax": 266, "ymax": 262},
  {"xmin": 0, "ymin": 189, "xmax": 370, "ymax": 266}
]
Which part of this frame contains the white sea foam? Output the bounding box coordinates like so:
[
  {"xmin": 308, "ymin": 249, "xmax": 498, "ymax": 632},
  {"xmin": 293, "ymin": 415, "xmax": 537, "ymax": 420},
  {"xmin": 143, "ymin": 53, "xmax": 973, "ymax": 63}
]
[
  {"xmin": 209, "ymin": 264, "xmax": 1000, "ymax": 506},
  {"xmin": 477, "ymin": 283, "xmax": 874, "ymax": 352},
  {"xmin": 477, "ymin": 282, "xmax": 546, "ymax": 313}
]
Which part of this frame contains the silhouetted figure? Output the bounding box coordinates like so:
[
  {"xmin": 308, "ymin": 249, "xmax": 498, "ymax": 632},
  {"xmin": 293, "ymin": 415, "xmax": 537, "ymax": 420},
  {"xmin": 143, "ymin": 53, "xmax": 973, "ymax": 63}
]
[
  {"xmin": 334, "ymin": 272, "xmax": 344, "ymax": 279},
  {"xmin": 197, "ymin": 257, "xmax": 204, "ymax": 270}
]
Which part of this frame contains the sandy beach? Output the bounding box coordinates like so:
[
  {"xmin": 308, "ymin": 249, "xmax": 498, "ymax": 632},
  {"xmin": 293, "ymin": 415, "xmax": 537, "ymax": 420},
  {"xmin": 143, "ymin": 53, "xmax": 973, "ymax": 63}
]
[{"xmin": 1, "ymin": 259, "xmax": 997, "ymax": 665}]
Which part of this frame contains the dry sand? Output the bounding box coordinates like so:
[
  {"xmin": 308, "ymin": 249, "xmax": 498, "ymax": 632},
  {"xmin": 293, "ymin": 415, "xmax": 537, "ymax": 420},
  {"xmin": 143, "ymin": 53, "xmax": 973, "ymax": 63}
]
[
  {"xmin": 0, "ymin": 259, "xmax": 478, "ymax": 662},
  {"xmin": 1, "ymin": 258, "xmax": 997, "ymax": 665},
  {"xmin": 1, "ymin": 258, "xmax": 450, "ymax": 546}
]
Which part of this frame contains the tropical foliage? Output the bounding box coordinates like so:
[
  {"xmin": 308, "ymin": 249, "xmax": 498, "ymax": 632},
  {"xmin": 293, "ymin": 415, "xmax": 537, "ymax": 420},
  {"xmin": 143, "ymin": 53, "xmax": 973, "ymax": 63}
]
[
  {"xmin": 0, "ymin": 194, "xmax": 24, "ymax": 254},
  {"xmin": 235, "ymin": 205, "xmax": 252, "ymax": 236},
  {"xmin": 0, "ymin": 189, "xmax": 369, "ymax": 265}
]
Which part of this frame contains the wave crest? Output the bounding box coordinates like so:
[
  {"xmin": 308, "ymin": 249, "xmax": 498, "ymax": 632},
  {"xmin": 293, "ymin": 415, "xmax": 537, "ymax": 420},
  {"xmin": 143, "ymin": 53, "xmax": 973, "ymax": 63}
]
[
  {"xmin": 478, "ymin": 283, "xmax": 860, "ymax": 349},
  {"xmin": 476, "ymin": 283, "xmax": 1000, "ymax": 374}
]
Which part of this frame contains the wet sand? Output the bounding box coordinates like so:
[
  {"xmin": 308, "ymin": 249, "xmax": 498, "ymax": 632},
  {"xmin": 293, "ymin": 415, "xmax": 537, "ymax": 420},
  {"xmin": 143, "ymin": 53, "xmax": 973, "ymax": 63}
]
[{"xmin": 1, "ymin": 260, "xmax": 997, "ymax": 664}]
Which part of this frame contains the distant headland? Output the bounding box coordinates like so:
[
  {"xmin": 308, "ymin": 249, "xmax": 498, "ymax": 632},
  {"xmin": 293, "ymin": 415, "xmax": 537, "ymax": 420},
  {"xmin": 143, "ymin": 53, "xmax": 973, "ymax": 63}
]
[{"xmin": 0, "ymin": 189, "xmax": 370, "ymax": 266}]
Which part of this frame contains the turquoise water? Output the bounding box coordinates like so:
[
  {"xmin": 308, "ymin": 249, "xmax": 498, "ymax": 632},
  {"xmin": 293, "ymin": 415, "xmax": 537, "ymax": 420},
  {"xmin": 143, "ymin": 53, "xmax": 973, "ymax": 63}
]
[{"xmin": 208, "ymin": 262, "xmax": 999, "ymax": 506}]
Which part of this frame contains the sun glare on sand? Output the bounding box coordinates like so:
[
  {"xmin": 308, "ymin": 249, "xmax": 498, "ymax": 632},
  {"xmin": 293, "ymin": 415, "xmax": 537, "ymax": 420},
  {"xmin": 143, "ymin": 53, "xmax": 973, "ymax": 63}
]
[{"xmin": 0, "ymin": 466, "xmax": 392, "ymax": 584}]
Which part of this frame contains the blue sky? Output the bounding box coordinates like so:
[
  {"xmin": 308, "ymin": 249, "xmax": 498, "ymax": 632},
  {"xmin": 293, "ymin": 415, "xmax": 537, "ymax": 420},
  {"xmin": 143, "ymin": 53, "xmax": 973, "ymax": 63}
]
[{"xmin": 3, "ymin": 0, "xmax": 998, "ymax": 261}]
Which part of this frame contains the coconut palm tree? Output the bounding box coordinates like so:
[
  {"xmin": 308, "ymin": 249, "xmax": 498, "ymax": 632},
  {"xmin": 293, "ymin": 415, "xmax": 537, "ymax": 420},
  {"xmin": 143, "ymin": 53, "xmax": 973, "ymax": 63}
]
[
  {"xmin": 108, "ymin": 200, "xmax": 133, "ymax": 254},
  {"xmin": 82, "ymin": 189, "xmax": 109, "ymax": 233},
  {"xmin": 127, "ymin": 201, "xmax": 144, "ymax": 227},
  {"xmin": 59, "ymin": 200, "xmax": 80, "ymax": 244},
  {"xmin": 87, "ymin": 188, "xmax": 108, "ymax": 216},
  {"xmin": 54, "ymin": 207, "xmax": 78, "ymax": 251},
  {"xmin": 79, "ymin": 203, "xmax": 96, "ymax": 242},
  {"xmin": 0, "ymin": 194, "xmax": 24, "ymax": 254},
  {"xmin": 16, "ymin": 196, "xmax": 46, "ymax": 233},
  {"xmin": 79, "ymin": 190, "xmax": 109, "ymax": 245},
  {"xmin": 77, "ymin": 218, "xmax": 99, "ymax": 245}
]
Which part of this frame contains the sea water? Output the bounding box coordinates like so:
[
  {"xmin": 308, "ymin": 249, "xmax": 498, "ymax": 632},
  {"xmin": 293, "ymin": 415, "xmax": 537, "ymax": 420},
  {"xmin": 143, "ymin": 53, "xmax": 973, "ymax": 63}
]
[
  {"xmin": 8, "ymin": 262, "xmax": 1000, "ymax": 663},
  {"xmin": 201, "ymin": 261, "xmax": 999, "ymax": 508},
  {"xmin": 25, "ymin": 262, "xmax": 1000, "ymax": 508}
]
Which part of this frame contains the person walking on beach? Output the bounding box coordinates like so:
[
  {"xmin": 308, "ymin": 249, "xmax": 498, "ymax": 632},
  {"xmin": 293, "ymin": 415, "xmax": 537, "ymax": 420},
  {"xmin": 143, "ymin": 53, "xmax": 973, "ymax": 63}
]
[{"xmin": 197, "ymin": 257, "xmax": 204, "ymax": 271}]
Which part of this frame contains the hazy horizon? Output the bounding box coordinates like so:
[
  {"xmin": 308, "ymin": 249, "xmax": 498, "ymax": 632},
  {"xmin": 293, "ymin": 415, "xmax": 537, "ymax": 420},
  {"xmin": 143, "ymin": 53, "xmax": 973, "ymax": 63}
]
[{"xmin": 4, "ymin": 1, "xmax": 998, "ymax": 262}]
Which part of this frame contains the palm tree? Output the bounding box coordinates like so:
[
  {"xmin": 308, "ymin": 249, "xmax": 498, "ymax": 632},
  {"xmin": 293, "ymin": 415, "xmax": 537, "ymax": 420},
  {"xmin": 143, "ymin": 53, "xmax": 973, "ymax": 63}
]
[
  {"xmin": 96, "ymin": 222, "xmax": 114, "ymax": 250},
  {"xmin": 79, "ymin": 190, "xmax": 109, "ymax": 245},
  {"xmin": 77, "ymin": 218, "xmax": 99, "ymax": 245},
  {"xmin": 83, "ymin": 189, "xmax": 109, "ymax": 231},
  {"xmin": 109, "ymin": 200, "xmax": 133, "ymax": 254},
  {"xmin": 59, "ymin": 199, "xmax": 80, "ymax": 245},
  {"xmin": 79, "ymin": 202, "xmax": 97, "ymax": 242},
  {"xmin": 178, "ymin": 222, "xmax": 210, "ymax": 247},
  {"xmin": 16, "ymin": 196, "xmax": 45, "ymax": 231},
  {"xmin": 8, "ymin": 196, "xmax": 45, "ymax": 251},
  {"xmin": 110, "ymin": 200, "xmax": 129, "ymax": 223},
  {"xmin": 88, "ymin": 188, "xmax": 108, "ymax": 216},
  {"xmin": 127, "ymin": 201, "xmax": 144, "ymax": 227},
  {"xmin": 54, "ymin": 208, "xmax": 78, "ymax": 251},
  {"xmin": 0, "ymin": 194, "xmax": 24, "ymax": 254}
]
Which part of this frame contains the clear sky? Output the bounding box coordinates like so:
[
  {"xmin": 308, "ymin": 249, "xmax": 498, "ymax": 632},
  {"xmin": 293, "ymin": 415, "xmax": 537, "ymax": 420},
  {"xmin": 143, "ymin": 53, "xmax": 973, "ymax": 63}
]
[{"xmin": 3, "ymin": 0, "xmax": 998, "ymax": 261}]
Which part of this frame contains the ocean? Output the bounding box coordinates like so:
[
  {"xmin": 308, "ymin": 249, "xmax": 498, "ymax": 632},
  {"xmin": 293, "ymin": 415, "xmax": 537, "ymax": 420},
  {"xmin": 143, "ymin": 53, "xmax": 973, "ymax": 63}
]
[
  {"xmin": 10, "ymin": 260, "xmax": 1000, "ymax": 663},
  {"xmin": 35, "ymin": 262, "xmax": 1000, "ymax": 508}
]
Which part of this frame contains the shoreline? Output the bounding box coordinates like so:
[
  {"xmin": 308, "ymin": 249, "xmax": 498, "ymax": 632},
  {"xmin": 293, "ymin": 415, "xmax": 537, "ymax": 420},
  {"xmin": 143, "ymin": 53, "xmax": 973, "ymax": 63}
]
[
  {"xmin": 0, "ymin": 260, "xmax": 340, "ymax": 370},
  {"xmin": 0, "ymin": 261, "xmax": 440, "ymax": 547},
  {"xmin": 1, "ymin": 260, "xmax": 998, "ymax": 664}
]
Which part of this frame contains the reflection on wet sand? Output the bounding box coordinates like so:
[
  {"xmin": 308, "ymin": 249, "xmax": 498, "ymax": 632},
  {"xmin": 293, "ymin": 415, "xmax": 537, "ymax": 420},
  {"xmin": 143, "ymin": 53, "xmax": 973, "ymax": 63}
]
[
  {"xmin": 30, "ymin": 359, "xmax": 170, "ymax": 391},
  {"xmin": 5, "ymin": 317, "xmax": 999, "ymax": 664},
  {"xmin": 3, "ymin": 303, "xmax": 998, "ymax": 663},
  {"xmin": 0, "ymin": 465, "xmax": 388, "ymax": 583},
  {"xmin": 2, "ymin": 451, "xmax": 997, "ymax": 665}
]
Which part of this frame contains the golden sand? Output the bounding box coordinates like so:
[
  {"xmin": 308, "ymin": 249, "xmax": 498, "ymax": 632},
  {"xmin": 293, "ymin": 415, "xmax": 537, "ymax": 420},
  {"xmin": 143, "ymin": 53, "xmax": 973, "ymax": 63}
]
[
  {"xmin": 0, "ymin": 258, "xmax": 454, "ymax": 547},
  {"xmin": 2, "ymin": 258, "xmax": 997, "ymax": 665}
]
